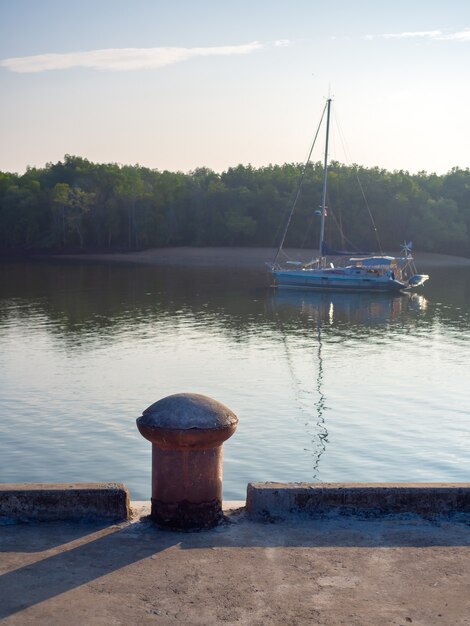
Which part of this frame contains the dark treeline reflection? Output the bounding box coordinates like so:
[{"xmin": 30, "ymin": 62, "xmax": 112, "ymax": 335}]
[
  {"xmin": 1, "ymin": 261, "xmax": 470, "ymax": 348},
  {"xmin": 0, "ymin": 260, "xmax": 271, "ymax": 349}
]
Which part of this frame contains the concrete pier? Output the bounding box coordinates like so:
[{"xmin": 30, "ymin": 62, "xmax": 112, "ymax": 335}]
[
  {"xmin": 1, "ymin": 501, "xmax": 469, "ymax": 625},
  {"xmin": 1, "ymin": 475, "xmax": 470, "ymax": 623}
]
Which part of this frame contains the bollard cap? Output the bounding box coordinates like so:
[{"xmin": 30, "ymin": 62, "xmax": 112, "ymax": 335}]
[
  {"xmin": 136, "ymin": 393, "xmax": 238, "ymax": 448},
  {"xmin": 141, "ymin": 393, "xmax": 237, "ymax": 430}
]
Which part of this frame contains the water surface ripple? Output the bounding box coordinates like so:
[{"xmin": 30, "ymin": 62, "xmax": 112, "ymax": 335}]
[{"xmin": 0, "ymin": 260, "xmax": 469, "ymax": 499}]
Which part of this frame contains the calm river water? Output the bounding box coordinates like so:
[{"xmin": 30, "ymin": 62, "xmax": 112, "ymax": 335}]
[{"xmin": 1, "ymin": 257, "xmax": 469, "ymax": 500}]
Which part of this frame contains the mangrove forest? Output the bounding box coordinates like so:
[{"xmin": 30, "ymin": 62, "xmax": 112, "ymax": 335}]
[{"xmin": 1, "ymin": 155, "xmax": 469, "ymax": 256}]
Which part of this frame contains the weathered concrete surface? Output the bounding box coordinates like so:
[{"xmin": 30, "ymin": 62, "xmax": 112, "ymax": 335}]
[
  {"xmin": 0, "ymin": 502, "xmax": 469, "ymax": 625},
  {"xmin": 0, "ymin": 483, "xmax": 130, "ymax": 523},
  {"xmin": 247, "ymin": 482, "xmax": 470, "ymax": 520}
]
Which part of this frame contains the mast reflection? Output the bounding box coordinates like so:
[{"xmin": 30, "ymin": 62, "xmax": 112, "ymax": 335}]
[{"xmin": 269, "ymin": 290, "xmax": 428, "ymax": 480}]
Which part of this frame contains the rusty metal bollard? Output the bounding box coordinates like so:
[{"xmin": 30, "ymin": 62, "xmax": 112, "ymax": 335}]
[{"xmin": 136, "ymin": 393, "xmax": 238, "ymax": 530}]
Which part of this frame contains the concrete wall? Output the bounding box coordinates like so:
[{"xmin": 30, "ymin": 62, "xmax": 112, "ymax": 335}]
[
  {"xmin": 246, "ymin": 482, "xmax": 470, "ymax": 520},
  {"xmin": 0, "ymin": 483, "xmax": 130, "ymax": 523}
]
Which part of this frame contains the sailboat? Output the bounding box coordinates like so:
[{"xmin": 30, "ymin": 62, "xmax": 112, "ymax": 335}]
[{"xmin": 269, "ymin": 98, "xmax": 429, "ymax": 292}]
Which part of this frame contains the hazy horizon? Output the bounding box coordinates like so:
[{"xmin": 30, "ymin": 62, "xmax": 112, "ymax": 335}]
[{"xmin": 1, "ymin": 0, "xmax": 469, "ymax": 176}]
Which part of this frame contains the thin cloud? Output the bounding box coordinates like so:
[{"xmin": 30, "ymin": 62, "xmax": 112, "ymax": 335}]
[
  {"xmin": 1, "ymin": 42, "xmax": 263, "ymax": 73},
  {"xmin": 383, "ymin": 30, "xmax": 442, "ymax": 39},
  {"xmin": 364, "ymin": 30, "xmax": 442, "ymax": 40},
  {"xmin": 274, "ymin": 39, "xmax": 291, "ymax": 47},
  {"xmin": 438, "ymin": 28, "xmax": 470, "ymax": 41},
  {"xmin": 364, "ymin": 28, "xmax": 470, "ymax": 41}
]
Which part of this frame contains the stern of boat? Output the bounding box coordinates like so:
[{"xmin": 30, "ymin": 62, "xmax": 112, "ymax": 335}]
[{"xmin": 407, "ymin": 274, "xmax": 429, "ymax": 288}]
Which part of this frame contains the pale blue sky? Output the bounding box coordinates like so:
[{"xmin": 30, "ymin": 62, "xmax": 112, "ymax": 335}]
[{"xmin": 1, "ymin": 0, "xmax": 469, "ymax": 174}]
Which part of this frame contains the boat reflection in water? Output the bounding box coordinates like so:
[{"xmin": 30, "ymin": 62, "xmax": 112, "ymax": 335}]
[
  {"xmin": 267, "ymin": 290, "xmax": 428, "ymax": 480},
  {"xmin": 269, "ymin": 289, "xmax": 427, "ymax": 326}
]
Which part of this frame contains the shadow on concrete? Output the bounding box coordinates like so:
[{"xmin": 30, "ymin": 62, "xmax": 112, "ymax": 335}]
[
  {"xmin": 0, "ymin": 519, "xmax": 112, "ymax": 552},
  {"xmin": 1, "ymin": 512, "xmax": 470, "ymax": 619},
  {"xmin": 0, "ymin": 517, "xmax": 174, "ymax": 619}
]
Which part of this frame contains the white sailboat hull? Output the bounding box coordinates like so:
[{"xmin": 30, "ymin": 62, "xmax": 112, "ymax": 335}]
[{"xmin": 272, "ymin": 268, "xmax": 406, "ymax": 292}]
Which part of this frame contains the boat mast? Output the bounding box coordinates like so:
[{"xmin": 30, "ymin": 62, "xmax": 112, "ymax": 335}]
[
  {"xmin": 272, "ymin": 101, "xmax": 328, "ymax": 266},
  {"xmin": 318, "ymin": 98, "xmax": 331, "ymax": 267}
]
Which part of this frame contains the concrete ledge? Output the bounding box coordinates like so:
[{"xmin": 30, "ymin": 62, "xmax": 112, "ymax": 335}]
[
  {"xmin": 246, "ymin": 482, "xmax": 470, "ymax": 520},
  {"xmin": 0, "ymin": 483, "xmax": 130, "ymax": 523}
]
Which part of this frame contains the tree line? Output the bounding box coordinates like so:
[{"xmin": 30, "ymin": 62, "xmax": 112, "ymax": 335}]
[{"xmin": 1, "ymin": 155, "xmax": 469, "ymax": 256}]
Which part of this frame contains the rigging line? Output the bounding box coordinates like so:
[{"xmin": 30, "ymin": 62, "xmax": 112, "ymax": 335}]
[
  {"xmin": 278, "ymin": 247, "xmax": 293, "ymax": 262},
  {"xmin": 326, "ymin": 191, "xmax": 364, "ymax": 251},
  {"xmin": 355, "ymin": 167, "xmax": 383, "ymax": 254},
  {"xmin": 273, "ymin": 102, "xmax": 328, "ymax": 265},
  {"xmin": 332, "ymin": 108, "xmax": 384, "ymax": 254},
  {"xmin": 270, "ymin": 171, "xmax": 297, "ymax": 254},
  {"xmin": 299, "ymin": 212, "xmax": 317, "ymax": 250}
]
